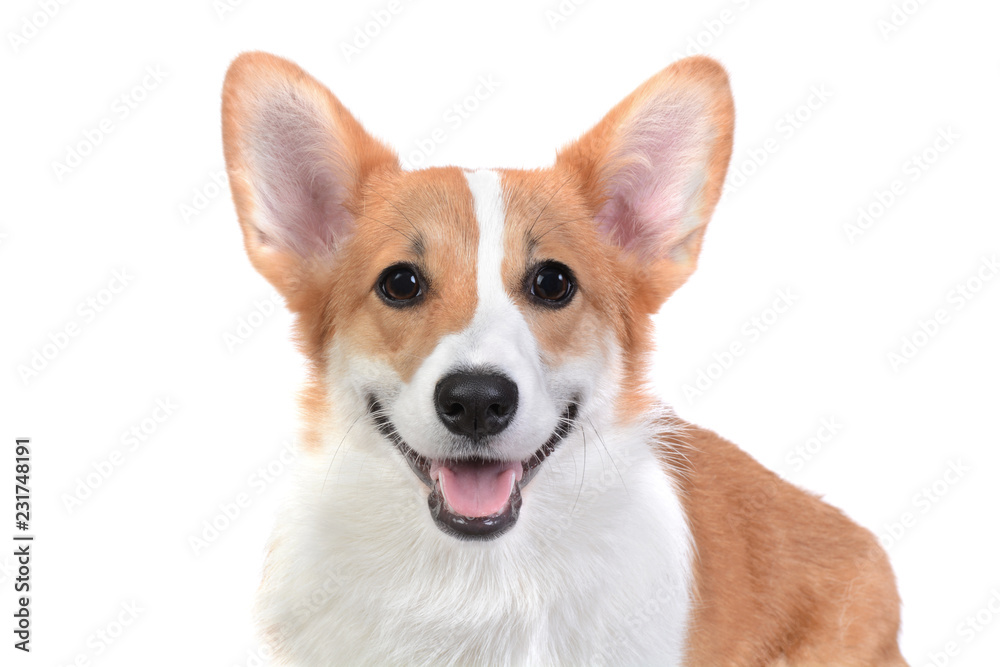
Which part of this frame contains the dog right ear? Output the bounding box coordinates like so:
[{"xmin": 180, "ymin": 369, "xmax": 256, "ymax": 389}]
[
  {"xmin": 556, "ymin": 56, "xmax": 734, "ymax": 307},
  {"xmin": 222, "ymin": 52, "xmax": 399, "ymax": 296}
]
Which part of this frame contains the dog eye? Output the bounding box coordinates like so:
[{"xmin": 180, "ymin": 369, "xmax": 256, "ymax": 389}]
[
  {"xmin": 530, "ymin": 262, "xmax": 574, "ymax": 306},
  {"xmin": 378, "ymin": 265, "xmax": 422, "ymax": 303}
]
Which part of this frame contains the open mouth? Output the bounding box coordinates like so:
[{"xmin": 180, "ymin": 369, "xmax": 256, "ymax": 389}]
[{"xmin": 368, "ymin": 396, "xmax": 579, "ymax": 540}]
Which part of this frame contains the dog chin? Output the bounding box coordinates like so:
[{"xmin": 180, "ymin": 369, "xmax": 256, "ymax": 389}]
[{"xmin": 368, "ymin": 396, "xmax": 579, "ymax": 540}]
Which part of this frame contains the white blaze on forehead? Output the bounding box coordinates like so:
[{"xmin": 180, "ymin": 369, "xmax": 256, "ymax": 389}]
[
  {"xmin": 465, "ymin": 168, "xmax": 508, "ymax": 312},
  {"xmin": 461, "ymin": 168, "xmax": 536, "ymax": 358}
]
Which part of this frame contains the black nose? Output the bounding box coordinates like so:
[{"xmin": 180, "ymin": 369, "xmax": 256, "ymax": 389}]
[{"xmin": 435, "ymin": 371, "xmax": 518, "ymax": 441}]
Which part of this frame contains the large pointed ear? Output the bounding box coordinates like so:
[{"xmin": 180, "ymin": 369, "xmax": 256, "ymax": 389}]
[
  {"xmin": 556, "ymin": 56, "xmax": 734, "ymax": 299},
  {"xmin": 222, "ymin": 52, "xmax": 399, "ymax": 296}
]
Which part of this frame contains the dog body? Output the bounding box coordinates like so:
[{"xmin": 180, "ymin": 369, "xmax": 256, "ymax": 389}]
[{"xmin": 223, "ymin": 53, "xmax": 905, "ymax": 665}]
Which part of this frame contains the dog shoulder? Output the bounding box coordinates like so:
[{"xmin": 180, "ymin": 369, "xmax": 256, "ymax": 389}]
[{"xmin": 654, "ymin": 422, "xmax": 904, "ymax": 665}]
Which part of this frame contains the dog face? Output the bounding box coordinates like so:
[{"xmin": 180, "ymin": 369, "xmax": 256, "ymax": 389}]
[{"xmin": 222, "ymin": 53, "xmax": 733, "ymax": 539}]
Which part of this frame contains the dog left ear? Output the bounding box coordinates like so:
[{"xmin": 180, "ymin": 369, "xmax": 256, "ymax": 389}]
[
  {"xmin": 222, "ymin": 52, "xmax": 399, "ymax": 297},
  {"xmin": 557, "ymin": 56, "xmax": 734, "ymax": 299}
]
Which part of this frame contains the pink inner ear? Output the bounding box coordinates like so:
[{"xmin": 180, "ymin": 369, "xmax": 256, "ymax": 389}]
[
  {"xmin": 248, "ymin": 90, "xmax": 352, "ymax": 257},
  {"xmin": 594, "ymin": 98, "xmax": 709, "ymax": 260}
]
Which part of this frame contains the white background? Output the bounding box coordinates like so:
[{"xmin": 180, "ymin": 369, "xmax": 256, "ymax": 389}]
[{"xmin": 3, "ymin": 0, "xmax": 999, "ymax": 665}]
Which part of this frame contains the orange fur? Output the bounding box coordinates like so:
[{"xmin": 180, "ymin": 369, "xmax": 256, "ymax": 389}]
[
  {"xmin": 497, "ymin": 170, "xmax": 631, "ymax": 372},
  {"xmin": 661, "ymin": 424, "xmax": 905, "ymax": 666}
]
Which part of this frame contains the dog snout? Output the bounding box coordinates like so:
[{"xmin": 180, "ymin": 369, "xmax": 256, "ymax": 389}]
[{"xmin": 434, "ymin": 370, "xmax": 518, "ymax": 442}]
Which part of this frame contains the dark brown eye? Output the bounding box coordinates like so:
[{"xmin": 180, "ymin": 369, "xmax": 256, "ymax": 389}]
[
  {"xmin": 530, "ymin": 262, "xmax": 574, "ymax": 306},
  {"xmin": 378, "ymin": 265, "xmax": 422, "ymax": 304}
]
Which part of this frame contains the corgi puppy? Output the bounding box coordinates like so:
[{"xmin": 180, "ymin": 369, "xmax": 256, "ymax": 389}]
[{"xmin": 222, "ymin": 52, "xmax": 906, "ymax": 666}]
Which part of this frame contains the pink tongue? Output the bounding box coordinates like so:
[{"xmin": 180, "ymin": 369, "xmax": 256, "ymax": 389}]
[{"xmin": 431, "ymin": 459, "xmax": 522, "ymax": 518}]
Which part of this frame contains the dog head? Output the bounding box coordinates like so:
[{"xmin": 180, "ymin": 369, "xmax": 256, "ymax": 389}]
[{"xmin": 222, "ymin": 53, "xmax": 733, "ymax": 540}]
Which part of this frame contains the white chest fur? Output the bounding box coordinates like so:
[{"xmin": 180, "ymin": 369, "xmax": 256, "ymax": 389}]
[{"xmin": 256, "ymin": 422, "xmax": 694, "ymax": 665}]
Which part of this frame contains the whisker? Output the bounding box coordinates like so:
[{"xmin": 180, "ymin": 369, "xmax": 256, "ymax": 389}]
[
  {"xmin": 526, "ymin": 174, "xmax": 575, "ymax": 240},
  {"xmin": 322, "ymin": 410, "xmax": 365, "ymax": 493},
  {"xmin": 571, "ymin": 424, "xmax": 587, "ymax": 515},
  {"xmin": 368, "ymin": 187, "xmax": 422, "ymax": 240},
  {"xmin": 533, "ymin": 218, "xmax": 573, "ymax": 243},
  {"xmin": 357, "ymin": 448, "xmax": 373, "ymax": 480},
  {"xmin": 355, "ymin": 212, "xmax": 418, "ymax": 246},
  {"xmin": 654, "ymin": 410, "xmax": 695, "ymax": 483},
  {"xmin": 587, "ymin": 416, "xmax": 629, "ymax": 500}
]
